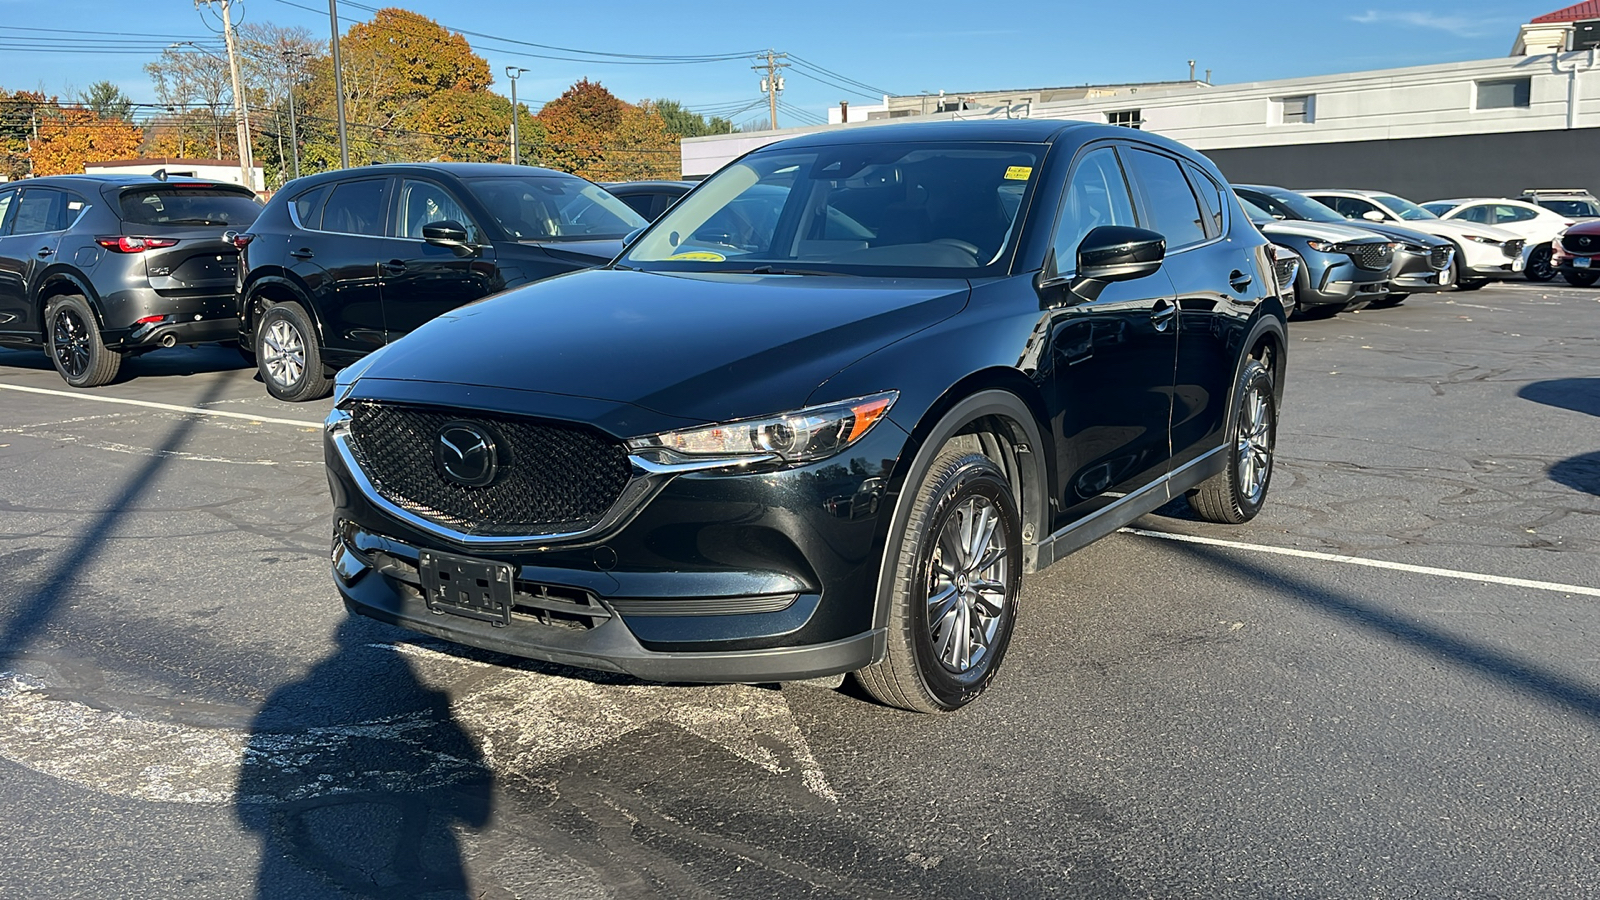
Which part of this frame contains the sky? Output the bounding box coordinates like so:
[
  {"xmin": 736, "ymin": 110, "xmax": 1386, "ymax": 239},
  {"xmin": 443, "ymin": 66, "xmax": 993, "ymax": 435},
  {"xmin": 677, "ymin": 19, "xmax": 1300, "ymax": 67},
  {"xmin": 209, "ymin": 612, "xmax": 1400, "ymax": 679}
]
[{"xmin": 0, "ymin": 0, "xmax": 1563, "ymax": 129}]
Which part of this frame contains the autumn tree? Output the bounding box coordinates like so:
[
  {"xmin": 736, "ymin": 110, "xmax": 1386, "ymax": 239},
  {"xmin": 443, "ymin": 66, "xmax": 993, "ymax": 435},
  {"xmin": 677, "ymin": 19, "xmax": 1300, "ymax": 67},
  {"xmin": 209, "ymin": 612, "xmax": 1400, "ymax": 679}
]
[
  {"xmin": 0, "ymin": 90, "xmax": 48, "ymax": 180},
  {"xmin": 653, "ymin": 99, "xmax": 734, "ymax": 138},
  {"xmin": 536, "ymin": 81, "xmax": 678, "ymax": 180},
  {"xmin": 30, "ymin": 105, "xmax": 143, "ymax": 176},
  {"xmin": 144, "ymin": 44, "xmax": 232, "ymax": 158}
]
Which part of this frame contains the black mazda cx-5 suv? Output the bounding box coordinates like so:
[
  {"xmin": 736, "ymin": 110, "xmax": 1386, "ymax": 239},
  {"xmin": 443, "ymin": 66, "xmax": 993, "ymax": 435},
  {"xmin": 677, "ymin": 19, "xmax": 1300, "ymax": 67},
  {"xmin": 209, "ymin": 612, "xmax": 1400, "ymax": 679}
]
[
  {"xmin": 0, "ymin": 174, "xmax": 262, "ymax": 387},
  {"xmin": 327, "ymin": 121, "xmax": 1288, "ymax": 713},
  {"xmin": 234, "ymin": 163, "xmax": 647, "ymax": 401}
]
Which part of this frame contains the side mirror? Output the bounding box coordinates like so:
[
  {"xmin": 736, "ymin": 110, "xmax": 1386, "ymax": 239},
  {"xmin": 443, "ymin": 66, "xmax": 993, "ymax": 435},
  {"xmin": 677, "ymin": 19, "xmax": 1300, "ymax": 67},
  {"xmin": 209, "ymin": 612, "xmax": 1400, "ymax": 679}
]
[
  {"xmin": 1038, "ymin": 226, "xmax": 1166, "ymax": 305},
  {"xmin": 622, "ymin": 226, "xmax": 646, "ymax": 248},
  {"xmin": 422, "ymin": 220, "xmax": 471, "ymax": 247},
  {"xmin": 1362, "ymin": 210, "xmax": 1385, "ymax": 222}
]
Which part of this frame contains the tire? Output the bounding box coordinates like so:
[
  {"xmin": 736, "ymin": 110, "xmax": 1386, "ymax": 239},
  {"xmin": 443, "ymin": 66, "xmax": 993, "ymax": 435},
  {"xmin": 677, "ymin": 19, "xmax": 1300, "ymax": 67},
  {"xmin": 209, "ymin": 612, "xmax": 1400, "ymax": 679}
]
[
  {"xmin": 46, "ymin": 294, "xmax": 121, "ymax": 388},
  {"xmin": 1188, "ymin": 359, "xmax": 1276, "ymax": 525},
  {"xmin": 1525, "ymin": 244, "xmax": 1555, "ymax": 282},
  {"xmin": 853, "ymin": 449, "xmax": 1023, "ymax": 713},
  {"xmin": 1366, "ymin": 292, "xmax": 1407, "ymax": 309},
  {"xmin": 1563, "ymin": 269, "xmax": 1600, "ymax": 288},
  {"xmin": 255, "ymin": 302, "xmax": 332, "ymax": 402}
]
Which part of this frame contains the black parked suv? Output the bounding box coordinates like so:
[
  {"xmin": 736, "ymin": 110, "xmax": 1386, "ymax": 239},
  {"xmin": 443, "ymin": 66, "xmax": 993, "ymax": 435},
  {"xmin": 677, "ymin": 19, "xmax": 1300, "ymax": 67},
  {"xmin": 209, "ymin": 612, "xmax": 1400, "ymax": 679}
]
[
  {"xmin": 327, "ymin": 121, "xmax": 1288, "ymax": 713},
  {"xmin": 234, "ymin": 163, "xmax": 647, "ymax": 401},
  {"xmin": 602, "ymin": 180, "xmax": 695, "ymax": 221},
  {"xmin": 0, "ymin": 174, "xmax": 262, "ymax": 387}
]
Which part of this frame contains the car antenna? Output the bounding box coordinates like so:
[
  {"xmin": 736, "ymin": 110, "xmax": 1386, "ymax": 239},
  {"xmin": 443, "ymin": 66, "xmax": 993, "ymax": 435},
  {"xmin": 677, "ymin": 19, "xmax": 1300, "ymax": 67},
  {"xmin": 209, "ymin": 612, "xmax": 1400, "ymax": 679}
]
[{"xmin": 152, "ymin": 168, "xmax": 168, "ymax": 181}]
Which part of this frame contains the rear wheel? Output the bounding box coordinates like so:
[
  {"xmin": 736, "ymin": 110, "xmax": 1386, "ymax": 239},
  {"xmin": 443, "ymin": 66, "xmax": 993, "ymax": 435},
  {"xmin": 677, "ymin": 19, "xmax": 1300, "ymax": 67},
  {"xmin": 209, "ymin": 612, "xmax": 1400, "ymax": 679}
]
[
  {"xmin": 255, "ymin": 302, "xmax": 332, "ymax": 402},
  {"xmin": 1564, "ymin": 269, "xmax": 1600, "ymax": 288},
  {"xmin": 1525, "ymin": 244, "xmax": 1555, "ymax": 282},
  {"xmin": 1188, "ymin": 359, "xmax": 1276, "ymax": 524},
  {"xmin": 47, "ymin": 294, "xmax": 121, "ymax": 388},
  {"xmin": 854, "ymin": 448, "xmax": 1022, "ymax": 713}
]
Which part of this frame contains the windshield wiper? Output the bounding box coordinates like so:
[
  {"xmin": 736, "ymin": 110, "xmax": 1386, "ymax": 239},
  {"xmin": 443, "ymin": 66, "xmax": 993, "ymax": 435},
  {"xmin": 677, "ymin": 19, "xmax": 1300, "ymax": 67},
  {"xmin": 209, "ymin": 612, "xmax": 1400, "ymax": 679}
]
[
  {"xmin": 163, "ymin": 217, "xmax": 226, "ymax": 225},
  {"xmin": 722, "ymin": 265, "xmax": 848, "ymax": 277}
]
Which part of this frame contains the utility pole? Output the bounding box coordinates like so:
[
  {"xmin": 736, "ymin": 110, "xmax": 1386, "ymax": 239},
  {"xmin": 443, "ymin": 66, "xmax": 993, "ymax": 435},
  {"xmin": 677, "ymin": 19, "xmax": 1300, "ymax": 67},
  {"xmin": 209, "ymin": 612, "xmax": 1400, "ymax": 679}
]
[
  {"xmin": 328, "ymin": 0, "xmax": 350, "ymax": 168},
  {"xmin": 281, "ymin": 48, "xmax": 304, "ymax": 179},
  {"xmin": 753, "ymin": 51, "xmax": 788, "ymax": 130},
  {"xmin": 506, "ymin": 66, "xmax": 528, "ymax": 165},
  {"xmin": 203, "ymin": 0, "xmax": 256, "ymax": 191}
]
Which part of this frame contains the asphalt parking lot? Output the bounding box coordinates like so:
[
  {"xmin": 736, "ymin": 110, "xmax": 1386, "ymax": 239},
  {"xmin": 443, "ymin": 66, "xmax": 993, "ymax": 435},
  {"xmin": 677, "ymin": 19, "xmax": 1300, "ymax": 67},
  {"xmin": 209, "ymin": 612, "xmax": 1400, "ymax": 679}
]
[{"xmin": 0, "ymin": 281, "xmax": 1597, "ymax": 899}]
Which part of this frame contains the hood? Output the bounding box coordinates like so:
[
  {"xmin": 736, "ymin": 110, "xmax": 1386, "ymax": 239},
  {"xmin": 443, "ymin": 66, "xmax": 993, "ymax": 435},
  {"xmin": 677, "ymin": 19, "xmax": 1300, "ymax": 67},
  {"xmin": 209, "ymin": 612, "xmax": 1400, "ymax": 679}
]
[
  {"xmin": 1259, "ymin": 219, "xmax": 1386, "ymax": 243},
  {"xmin": 357, "ymin": 268, "xmax": 970, "ymax": 428},
  {"xmin": 1336, "ymin": 221, "xmax": 1448, "ymax": 248},
  {"xmin": 1396, "ymin": 217, "xmax": 1519, "ymax": 243},
  {"xmin": 1563, "ymin": 219, "xmax": 1600, "ymax": 236},
  {"xmin": 523, "ymin": 238, "xmax": 626, "ymax": 266}
]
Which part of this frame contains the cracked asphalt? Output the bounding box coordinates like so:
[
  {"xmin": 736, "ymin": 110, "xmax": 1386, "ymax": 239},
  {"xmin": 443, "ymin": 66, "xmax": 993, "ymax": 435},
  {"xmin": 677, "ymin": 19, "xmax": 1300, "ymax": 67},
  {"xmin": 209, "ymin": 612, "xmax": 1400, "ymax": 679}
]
[{"xmin": 0, "ymin": 281, "xmax": 1596, "ymax": 898}]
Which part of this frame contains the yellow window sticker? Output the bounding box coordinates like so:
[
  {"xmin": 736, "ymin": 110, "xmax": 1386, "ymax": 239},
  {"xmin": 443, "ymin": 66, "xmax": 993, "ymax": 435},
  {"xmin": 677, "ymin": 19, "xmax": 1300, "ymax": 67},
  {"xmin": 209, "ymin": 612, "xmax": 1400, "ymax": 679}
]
[
  {"xmin": 1003, "ymin": 166, "xmax": 1033, "ymax": 181},
  {"xmin": 667, "ymin": 250, "xmax": 726, "ymax": 262}
]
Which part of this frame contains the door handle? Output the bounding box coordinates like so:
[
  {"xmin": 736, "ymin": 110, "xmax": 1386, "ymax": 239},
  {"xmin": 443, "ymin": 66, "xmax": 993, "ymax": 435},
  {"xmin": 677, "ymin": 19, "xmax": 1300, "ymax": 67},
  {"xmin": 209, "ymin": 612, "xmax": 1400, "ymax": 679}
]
[
  {"xmin": 36, "ymin": 247, "xmax": 53, "ymax": 258},
  {"xmin": 289, "ymin": 248, "xmax": 315, "ymax": 259},
  {"xmin": 1150, "ymin": 298, "xmax": 1176, "ymax": 331},
  {"xmin": 383, "ymin": 259, "xmax": 407, "ymax": 275},
  {"xmin": 1229, "ymin": 269, "xmax": 1253, "ymax": 292}
]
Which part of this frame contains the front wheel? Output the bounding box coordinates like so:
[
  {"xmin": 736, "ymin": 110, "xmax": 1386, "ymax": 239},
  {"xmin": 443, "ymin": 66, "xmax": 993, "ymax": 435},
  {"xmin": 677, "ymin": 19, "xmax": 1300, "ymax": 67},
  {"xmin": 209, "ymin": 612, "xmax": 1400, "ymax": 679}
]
[
  {"xmin": 1564, "ymin": 269, "xmax": 1600, "ymax": 288},
  {"xmin": 1188, "ymin": 359, "xmax": 1276, "ymax": 524},
  {"xmin": 255, "ymin": 302, "xmax": 332, "ymax": 402},
  {"xmin": 47, "ymin": 294, "xmax": 122, "ymax": 388},
  {"xmin": 853, "ymin": 449, "xmax": 1023, "ymax": 713},
  {"xmin": 1525, "ymin": 244, "xmax": 1555, "ymax": 282}
]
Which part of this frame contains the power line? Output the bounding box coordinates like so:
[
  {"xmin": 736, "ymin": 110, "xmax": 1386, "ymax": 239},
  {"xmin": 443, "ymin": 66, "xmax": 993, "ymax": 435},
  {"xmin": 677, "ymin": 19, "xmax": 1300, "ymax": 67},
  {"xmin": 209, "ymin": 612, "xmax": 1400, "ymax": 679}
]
[
  {"xmin": 784, "ymin": 66, "xmax": 884, "ymax": 103},
  {"xmin": 788, "ymin": 54, "xmax": 892, "ymax": 96}
]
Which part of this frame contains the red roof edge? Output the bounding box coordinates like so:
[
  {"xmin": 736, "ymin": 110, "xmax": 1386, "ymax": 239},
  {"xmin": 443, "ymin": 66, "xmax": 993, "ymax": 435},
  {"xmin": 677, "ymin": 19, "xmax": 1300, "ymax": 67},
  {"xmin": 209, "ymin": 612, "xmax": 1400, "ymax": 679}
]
[{"xmin": 1532, "ymin": 1, "xmax": 1600, "ymax": 24}]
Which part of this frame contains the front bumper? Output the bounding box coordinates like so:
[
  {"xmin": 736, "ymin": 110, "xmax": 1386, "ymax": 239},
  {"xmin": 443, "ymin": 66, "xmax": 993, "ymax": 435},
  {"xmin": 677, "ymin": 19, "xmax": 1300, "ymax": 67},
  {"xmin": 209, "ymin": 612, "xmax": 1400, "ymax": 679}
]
[
  {"xmin": 326, "ymin": 403, "xmax": 908, "ymax": 682},
  {"xmin": 1298, "ymin": 251, "xmax": 1389, "ymax": 309},
  {"xmin": 1389, "ymin": 247, "xmax": 1454, "ymax": 293},
  {"xmin": 1459, "ymin": 242, "xmax": 1525, "ymax": 280}
]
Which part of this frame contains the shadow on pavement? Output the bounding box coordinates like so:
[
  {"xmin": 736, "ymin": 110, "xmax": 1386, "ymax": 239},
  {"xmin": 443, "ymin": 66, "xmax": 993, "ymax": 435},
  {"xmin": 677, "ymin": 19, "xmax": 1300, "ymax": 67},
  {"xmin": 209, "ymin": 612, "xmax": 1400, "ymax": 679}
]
[
  {"xmin": 1517, "ymin": 377, "xmax": 1600, "ymax": 418},
  {"xmin": 1164, "ymin": 538, "xmax": 1600, "ymax": 720},
  {"xmin": 0, "ymin": 378, "xmax": 230, "ymax": 669},
  {"xmin": 0, "ymin": 344, "xmax": 251, "ymax": 383},
  {"xmin": 236, "ymin": 617, "xmax": 492, "ymax": 899},
  {"xmin": 1549, "ymin": 450, "xmax": 1600, "ymax": 497}
]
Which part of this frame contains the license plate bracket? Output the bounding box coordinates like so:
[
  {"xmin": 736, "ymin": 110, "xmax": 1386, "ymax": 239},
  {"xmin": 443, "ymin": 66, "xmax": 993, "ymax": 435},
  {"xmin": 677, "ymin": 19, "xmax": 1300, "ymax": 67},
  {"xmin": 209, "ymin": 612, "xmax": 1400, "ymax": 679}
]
[
  {"xmin": 418, "ymin": 549, "xmax": 513, "ymax": 627},
  {"xmin": 1576, "ymin": 256, "xmax": 1592, "ymax": 269}
]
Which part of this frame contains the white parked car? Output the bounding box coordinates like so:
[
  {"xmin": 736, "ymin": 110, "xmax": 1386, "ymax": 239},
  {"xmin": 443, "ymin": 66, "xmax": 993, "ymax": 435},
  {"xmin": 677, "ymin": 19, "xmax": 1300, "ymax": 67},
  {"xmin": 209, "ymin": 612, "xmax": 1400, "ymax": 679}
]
[
  {"xmin": 1420, "ymin": 198, "xmax": 1574, "ymax": 282},
  {"xmin": 1304, "ymin": 189, "xmax": 1525, "ymax": 291}
]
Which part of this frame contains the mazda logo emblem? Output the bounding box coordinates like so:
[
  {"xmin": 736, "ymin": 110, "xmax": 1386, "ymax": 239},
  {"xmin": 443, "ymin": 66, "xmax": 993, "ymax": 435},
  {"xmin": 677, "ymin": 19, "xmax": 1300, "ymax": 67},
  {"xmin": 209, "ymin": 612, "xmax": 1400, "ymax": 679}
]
[{"xmin": 435, "ymin": 422, "xmax": 498, "ymax": 487}]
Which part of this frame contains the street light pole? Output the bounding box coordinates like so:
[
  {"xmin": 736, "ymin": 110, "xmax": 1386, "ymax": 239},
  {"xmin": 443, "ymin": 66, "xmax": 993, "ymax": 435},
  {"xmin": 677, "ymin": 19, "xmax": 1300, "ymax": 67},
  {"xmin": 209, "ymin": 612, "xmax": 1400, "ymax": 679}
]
[
  {"xmin": 328, "ymin": 0, "xmax": 350, "ymax": 168},
  {"xmin": 506, "ymin": 66, "xmax": 528, "ymax": 165}
]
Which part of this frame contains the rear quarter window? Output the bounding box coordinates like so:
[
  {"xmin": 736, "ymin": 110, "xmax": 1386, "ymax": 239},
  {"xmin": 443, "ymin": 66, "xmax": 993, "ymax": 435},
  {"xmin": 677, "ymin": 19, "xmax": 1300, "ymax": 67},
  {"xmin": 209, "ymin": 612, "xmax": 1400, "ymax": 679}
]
[{"xmin": 119, "ymin": 188, "xmax": 263, "ymax": 228}]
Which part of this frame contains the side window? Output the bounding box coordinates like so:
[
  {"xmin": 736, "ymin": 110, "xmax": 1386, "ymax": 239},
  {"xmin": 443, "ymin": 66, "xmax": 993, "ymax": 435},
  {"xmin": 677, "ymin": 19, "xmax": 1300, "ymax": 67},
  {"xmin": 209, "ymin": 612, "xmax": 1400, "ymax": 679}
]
[
  {"xmin": 319, "ymin": 179, "xmax": 388, "ymax": 237},
  {"xmin": 1051, "ymin": 147, "xmax": 1139, "ymax": 266},
  {"xmin": 290, "ymin": 185, "xmax": 328, "ymax": 229},
  {"xmin": 11, "ymin": 189, "xmax": 65, "ymax": 235},
  {"xmin": 1455, "ymin": 205, "xmax": 1493, "ymax": 224},
  {"xmin": 1493, "ymin": 204, "xmax": 1536, "ymax": 223},
  {"xmin": 1183, "ymin": 162, "xmax": 1226, "ymax": 238},
  {"xmin": 1123, "ymin": 149, "xmax": 1207, "ymax": 249},
  {"xmin": 396, "ymin": 179, "xmax": 479, "ymax": 241},
  {"xmin": 616, "ymin": 193, "xmax": 655, "ymax": 220},
  {"xmin": 62, "ymin": 193, "xmax": 90, "ymax": 230},
  {"xmin": 1326, "ymin": 196, "xmax": 1379, "ymax": 221},
  {"xmin": 0, "ymin": 191, "xmax": 15, "ymax": 235}
]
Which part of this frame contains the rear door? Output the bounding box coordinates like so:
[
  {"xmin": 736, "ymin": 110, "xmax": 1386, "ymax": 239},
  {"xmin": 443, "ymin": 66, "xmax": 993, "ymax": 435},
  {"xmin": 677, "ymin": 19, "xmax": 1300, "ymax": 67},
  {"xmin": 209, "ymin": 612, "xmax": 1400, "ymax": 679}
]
[
  {"xmin": 1044, "ymin": 144, "xmax": 1179, "ymax": 529},
  {"xmin": 0, "ymin": 187, "xmax": 68, "ymax": 342},
  {"xmin": 304, "ymin": 177, "xmax": 391, "ymax": 356},
  {"xmin": 378, "ymin": 177, "xmax": 500, "ymax": 339}
]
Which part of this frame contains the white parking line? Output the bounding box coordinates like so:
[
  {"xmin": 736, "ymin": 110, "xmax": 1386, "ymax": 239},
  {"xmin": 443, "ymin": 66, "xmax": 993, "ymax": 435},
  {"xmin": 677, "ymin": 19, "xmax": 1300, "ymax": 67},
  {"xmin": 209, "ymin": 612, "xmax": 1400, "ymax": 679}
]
[
  {"xmin": 1121, "ymin": 527, "xmax": 1600, "ymax": 597},
  {"xmin": 0, "ymin": 383, "xmax": 321, "ymax": 429}
]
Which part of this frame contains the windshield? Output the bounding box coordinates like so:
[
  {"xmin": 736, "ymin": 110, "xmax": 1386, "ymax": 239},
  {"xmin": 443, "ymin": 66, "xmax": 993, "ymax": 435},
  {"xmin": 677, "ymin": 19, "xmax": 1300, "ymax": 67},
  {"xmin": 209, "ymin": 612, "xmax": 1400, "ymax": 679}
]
[
  {"xmin": 1373, "ymin": 193, "xmax": 1438, "ymax": 221},
  {"xmin": 1241, "ymin": 188, "xmax": 1347, "ymax": 224},
  {"xmin": 118, "ymin": 187, "xmax": 262, "ymax": 227},
  {"xmin": 1537, "ymin": 199, "xmax": 1600, "ymax": 217},
  {"xmin": 465, "ymin": 176, "xmax": 646, "ymax": 241},
  {"xmin": 621, "ymin": 141, "xmax": 1042, "ymax": 275},
  {"xmin": 1238, "ymin": 197, "xmax": 1276, "ymax": 225}
]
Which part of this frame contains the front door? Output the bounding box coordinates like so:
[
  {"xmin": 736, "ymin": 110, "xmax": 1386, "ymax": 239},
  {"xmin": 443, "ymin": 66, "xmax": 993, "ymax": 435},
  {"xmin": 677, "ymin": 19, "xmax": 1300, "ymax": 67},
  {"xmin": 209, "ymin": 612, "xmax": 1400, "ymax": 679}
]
[
  {"xmin": 1044, "ymin": 145, "xmax": 1178, "ymax": 529},
  {"xmin": 379, "ymin": 178, "xmax": 501, "ymax": 339},
  {"xmin": 0, "ymin": 188, "xmax": 66, "ymax": 346}
]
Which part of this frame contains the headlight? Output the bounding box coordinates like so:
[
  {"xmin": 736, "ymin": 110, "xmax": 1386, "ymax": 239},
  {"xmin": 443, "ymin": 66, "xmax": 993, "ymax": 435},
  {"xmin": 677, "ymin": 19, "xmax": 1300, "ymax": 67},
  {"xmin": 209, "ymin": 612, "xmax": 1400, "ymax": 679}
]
[
  {"xmin": 627, "ymin": 391, "xmax": 898, "ymax": 464},
  {"xmin": 1464, "ymin": 235, "xmax": 1500, "ymax": 245},
  {"xmin": 1306, "ymin": 239, "xmax": 1357, "ymax": 253}
]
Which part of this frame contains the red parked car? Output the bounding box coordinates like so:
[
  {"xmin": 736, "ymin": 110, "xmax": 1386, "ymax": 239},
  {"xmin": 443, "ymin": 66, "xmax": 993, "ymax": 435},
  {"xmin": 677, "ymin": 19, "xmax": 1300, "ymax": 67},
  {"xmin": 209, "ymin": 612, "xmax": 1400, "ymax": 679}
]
[{"xmin": 1552, "ymin": 219, "xmax": 1600, "ymax": 287}]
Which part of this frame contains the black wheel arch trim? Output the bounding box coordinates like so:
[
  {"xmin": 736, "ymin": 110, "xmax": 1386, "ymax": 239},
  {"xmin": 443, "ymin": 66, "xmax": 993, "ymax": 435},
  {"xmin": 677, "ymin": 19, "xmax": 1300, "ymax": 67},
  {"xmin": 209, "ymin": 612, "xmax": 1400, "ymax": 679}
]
[
  {"xmin": 243, "ymin": 272, "xmax": 326, "ymax": 346},
  {"xmin": 868, "ymin": 386, "xmax": 1051, "ymax": 637},
  {"xmin": 35, "ymin": 269, "xmax": 103, "ymax": 336}
]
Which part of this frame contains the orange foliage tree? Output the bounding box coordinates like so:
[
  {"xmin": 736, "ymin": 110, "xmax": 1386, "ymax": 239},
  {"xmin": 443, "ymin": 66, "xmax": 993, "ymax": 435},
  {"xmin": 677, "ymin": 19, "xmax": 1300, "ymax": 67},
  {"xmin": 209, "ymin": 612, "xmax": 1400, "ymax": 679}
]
[
  {"xmin": 29, "ymin": 106, "xmax": 143, "ymax": 176},
  {"xmin": 536, "ymin": 81, "xmax": 678, "ymax": 180}
]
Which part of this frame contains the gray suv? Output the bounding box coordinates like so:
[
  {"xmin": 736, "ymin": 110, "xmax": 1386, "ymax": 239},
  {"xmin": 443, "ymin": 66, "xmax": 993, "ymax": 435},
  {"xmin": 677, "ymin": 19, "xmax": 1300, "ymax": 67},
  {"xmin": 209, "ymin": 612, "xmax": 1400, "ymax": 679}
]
[{"xmin": 0, "ymin": 174, "xmax": 263, "ymax": 387}]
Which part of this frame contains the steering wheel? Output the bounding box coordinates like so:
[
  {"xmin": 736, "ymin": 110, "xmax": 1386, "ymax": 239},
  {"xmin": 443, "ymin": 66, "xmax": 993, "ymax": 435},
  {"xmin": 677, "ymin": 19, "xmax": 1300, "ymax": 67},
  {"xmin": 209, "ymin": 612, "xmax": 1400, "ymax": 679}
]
[{"xmin": 930, "ymin": 238, "xmax": 982, "ymax": 256}]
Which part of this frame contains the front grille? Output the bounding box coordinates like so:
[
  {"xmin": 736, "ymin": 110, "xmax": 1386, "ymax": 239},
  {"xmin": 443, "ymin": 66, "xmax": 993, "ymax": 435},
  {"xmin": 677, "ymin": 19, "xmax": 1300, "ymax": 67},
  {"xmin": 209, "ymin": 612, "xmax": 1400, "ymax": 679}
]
[
  {"xmin": 346, "ymin": 402, "xmax": 632, "ymax": 537},
  {"xmin": 1503, "ymin": 238, "xmax": 1525, "ymax": 259},
  {"xmin": 1429, "ymin": 245, "xmax": 1453, "ymax": 269},
  {"xmin": 1273, "ymin": 255, "xmax": 1298, "ymax": 289},
  {"xmin": 1565, "ymin": 233, "xmax": 1598, "ymax": 254},
  {"xmin": 1347, "ymin": 241, "xmax": 1394, "ymax": 271}
]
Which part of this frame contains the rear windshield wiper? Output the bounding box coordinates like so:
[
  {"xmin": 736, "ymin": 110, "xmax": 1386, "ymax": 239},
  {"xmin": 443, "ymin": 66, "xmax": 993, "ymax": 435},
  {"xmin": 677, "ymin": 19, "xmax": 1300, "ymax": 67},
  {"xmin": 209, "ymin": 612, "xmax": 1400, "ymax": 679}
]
[{"xmin": 161, "ymin": 217, "xmax": 228, "ymax": 225}]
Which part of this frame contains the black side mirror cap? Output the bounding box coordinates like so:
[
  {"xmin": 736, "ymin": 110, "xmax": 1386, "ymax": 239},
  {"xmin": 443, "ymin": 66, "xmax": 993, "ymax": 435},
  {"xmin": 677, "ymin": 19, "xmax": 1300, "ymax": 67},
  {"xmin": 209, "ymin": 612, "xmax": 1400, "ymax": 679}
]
[
  {"xmin": 422, "ymin": 220, "xmax": 471, "ymax": 246},
  {"xmin": 1077, "ymin": 225, "xmax": 1166, "ymax": 281}
]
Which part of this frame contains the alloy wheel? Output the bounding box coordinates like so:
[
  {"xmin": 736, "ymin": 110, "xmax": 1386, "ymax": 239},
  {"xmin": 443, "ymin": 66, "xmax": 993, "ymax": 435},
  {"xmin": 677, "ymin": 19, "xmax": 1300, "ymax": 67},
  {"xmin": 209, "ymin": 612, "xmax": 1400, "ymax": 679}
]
[
  {"xmin": 52, "ymin": 306, "xmax": 92, "ymax": 379},
  {"xmin": 1236, "ymin": 380, "xmax": 1274, "ymax": 506},
  {"xmin": 261, "ymin": 319, "xmax": 306, "ymax": 387},
  {"xmin": 926, "ymin": 496, "xmax": 1010, "ymax": 674}
]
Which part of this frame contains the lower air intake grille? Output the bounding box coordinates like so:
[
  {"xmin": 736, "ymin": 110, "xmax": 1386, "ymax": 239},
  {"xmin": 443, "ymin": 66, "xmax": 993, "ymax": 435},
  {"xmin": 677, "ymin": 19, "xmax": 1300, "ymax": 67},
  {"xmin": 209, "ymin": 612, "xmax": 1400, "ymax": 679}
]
[
  {"xmin": 1430, "ymin": 245, "xmax": 1453, "ymax": 269},
  {"xmin": 346, "ymin": 402, "xmax": 632, "ymax": 537}
]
